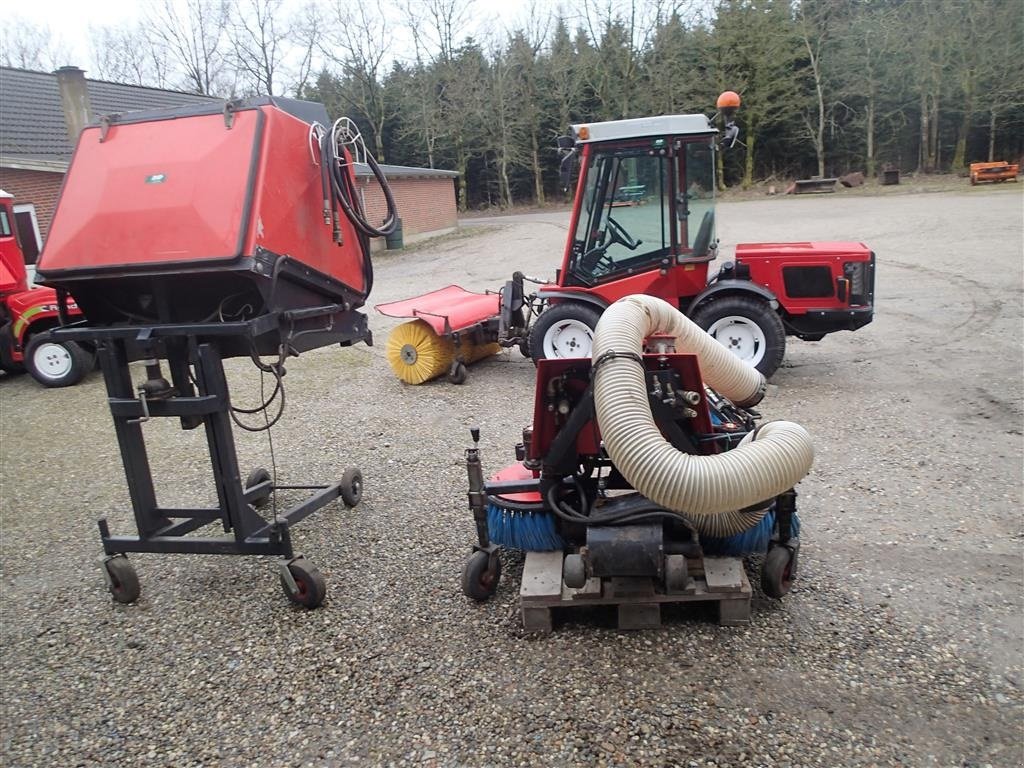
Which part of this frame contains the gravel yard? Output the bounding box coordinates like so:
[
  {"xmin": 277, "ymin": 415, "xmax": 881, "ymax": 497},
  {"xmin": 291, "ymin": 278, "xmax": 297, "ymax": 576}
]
[{"xmin": 1, "ymin": 186, "xmax": 1021, "ymax": 767}]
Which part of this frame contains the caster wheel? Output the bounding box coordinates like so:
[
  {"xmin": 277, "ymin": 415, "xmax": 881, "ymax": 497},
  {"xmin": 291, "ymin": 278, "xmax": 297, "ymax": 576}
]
[
  {"xmin": 280, "ymin": 557, "xmax": 326, "ymax": 608},
  {"xmin": 245, "ymin": 467, "xmax": 272, "ymax": 508},
  {"xmin": 461, "ymin": 551, "xmax": 501, "ymax": 601},
  {"xmin": 102, "ymin": 555, "xmax": 141, "ymax": 604},
  {"xmin": 340, "ymin": 467, "xmax": 363, "ymax": 507},
  {"xmin": 563, "ymin": 553, "xmax": 587, "ymax": 589},
  {"xmin": 448, "ymin": 362, "xmax": 468, "ymax": 385},
  {"xmin": 664, "ymin": 554, "xmax": 690, "ymax": 593},
  {"xmin": 762, "ymin": 545, "xmax": 796, "ymax": 599}
]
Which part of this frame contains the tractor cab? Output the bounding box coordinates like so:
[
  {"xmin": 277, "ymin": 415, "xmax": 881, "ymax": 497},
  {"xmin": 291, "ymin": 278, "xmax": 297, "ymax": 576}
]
[{"xmin": 556, "ymin": 115, "xmax": 719, "ymax": 301}]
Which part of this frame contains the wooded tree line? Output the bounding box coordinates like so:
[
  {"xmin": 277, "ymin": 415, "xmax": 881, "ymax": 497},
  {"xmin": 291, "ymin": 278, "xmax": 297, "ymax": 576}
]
[{"xmin": 6, "ymin": 0, "xmax": 1022, "ymax": 209}]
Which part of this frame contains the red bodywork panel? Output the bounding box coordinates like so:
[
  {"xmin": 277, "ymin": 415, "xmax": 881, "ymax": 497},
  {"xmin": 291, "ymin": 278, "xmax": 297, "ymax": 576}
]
[
  {"xmin": 489, "ymin": 462, "xmax": 542, "ymax": 504},
  {"xmin": 0, "ymin": 255, "xmax": 24, "ymax": 296},
  {"xmin": 0, "ymin": 195, "xmax": 28, "ymax": 296},
  {"xmin": 735, "ymin": 241, "xmax": 872, "ymax": 315},
  {"xmin": 376, "ymin": 285, "xmax": 500, "ymax": 335},
  {"xmin": 37, "ymin": 102, "xmax": 368, "ymax": 296},
  {"xmin": 542, "ymin": 262, "xmax": 709, "ymax": 307},
  {"xmin": 1, "ymin": 195, "xmax": 82, "ymax": 360},
  {"xmin": 4, "ymin": 288, "xmax": 82, "ymax": 357}
]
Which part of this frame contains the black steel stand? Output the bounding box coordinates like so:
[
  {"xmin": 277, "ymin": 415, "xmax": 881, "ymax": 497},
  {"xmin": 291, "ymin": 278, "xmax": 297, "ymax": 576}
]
[{"xmin": 53, "ymin": 312, "xmax": 366, "ymax": 607}]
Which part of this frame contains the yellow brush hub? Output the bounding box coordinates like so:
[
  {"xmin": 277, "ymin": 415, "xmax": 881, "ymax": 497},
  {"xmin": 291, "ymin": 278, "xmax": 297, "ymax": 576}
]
[{"xmin": 386, "ymin": 320, "xmax": 455, "ymax": 384}]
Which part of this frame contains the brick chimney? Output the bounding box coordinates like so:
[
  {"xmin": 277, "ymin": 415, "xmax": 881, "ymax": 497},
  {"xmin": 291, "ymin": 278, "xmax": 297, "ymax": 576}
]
[{"xmin": 54, "ymin": 66, "xmax": 94, "ymax": 143}]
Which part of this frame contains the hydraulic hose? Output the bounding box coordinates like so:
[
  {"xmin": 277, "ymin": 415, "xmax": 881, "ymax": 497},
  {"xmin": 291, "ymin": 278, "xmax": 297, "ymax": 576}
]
[
  {"xmin": 320, "ymin": 129, "xmax": 398, "ymax": 239},
  {"xmin": 591, "ymin": 295, "xmax": 813, "ymax": 529}
]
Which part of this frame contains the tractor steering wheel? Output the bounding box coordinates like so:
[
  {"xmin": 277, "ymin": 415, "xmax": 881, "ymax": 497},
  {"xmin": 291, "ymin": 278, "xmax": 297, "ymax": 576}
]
[{"xmin": 606, "ymin": 217, "xmax": 641, "ymax": 251}]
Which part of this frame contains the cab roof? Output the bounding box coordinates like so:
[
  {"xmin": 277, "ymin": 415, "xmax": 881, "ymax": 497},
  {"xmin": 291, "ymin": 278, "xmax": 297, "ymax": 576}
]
[{"xmin": 572, "ymin": 114, "xmax": 716, "ymax": 144}]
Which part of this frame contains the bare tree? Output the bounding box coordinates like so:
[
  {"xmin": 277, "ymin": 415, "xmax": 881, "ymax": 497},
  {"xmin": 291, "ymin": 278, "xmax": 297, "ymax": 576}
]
[
  {"xmin": 230, "ymin": 0, "xmax": 289, "ymax": 95},
  {"xmin": 796, "ymin": 0, "xmax": 831, "ymax": 177},
  {"xmin": 402, "ymin": 0, "xmax": 475, "ymax": 65},
  {"xmin": 1, "ymin": 16, "xmax": 73, "ymax": 70},
  {"xmin": 89, "ymin": 23, "xmax": 171, "ymax": 87},
  {"xmin": 290, "ymin": 2, "xmax": 322, "ymax": 96},
  {"xmin": 144, "ymin": 0, "xmax": 232, "ymax": 95},
  {"xmin": 322, "ymin": 0, "xmax": 393, "ymax": 160}
]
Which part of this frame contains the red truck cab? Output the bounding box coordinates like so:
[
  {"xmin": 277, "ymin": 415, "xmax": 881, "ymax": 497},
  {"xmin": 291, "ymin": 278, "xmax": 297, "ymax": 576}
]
[{"xmin": 0, "ymin": 190, "xmax": 89, "ymax": 387}]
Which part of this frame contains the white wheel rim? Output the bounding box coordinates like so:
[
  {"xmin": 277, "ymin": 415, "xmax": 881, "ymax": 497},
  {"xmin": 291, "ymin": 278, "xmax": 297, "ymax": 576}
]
[
  {"xmin": 543, "ymin": 319, "xmax": 594, "ymax": 359},
  {"xmin": 32, "ymin": 342, "xmax": 73, "ymax": 380},
  {"xmin": 706, "ymin": 315, "xmax": 766, "ymax": 367}
]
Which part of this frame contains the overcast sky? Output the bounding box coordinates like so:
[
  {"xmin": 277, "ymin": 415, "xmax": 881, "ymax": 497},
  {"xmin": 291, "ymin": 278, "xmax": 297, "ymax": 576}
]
[{"xmin": 18, "ymin": 0, "xmax": 543, "ymax": 75}]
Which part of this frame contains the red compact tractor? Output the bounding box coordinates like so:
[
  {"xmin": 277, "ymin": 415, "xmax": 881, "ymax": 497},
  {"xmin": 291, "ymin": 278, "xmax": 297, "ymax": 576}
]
[
  {"xmin": 378, "ymin": 93, "xmax": 875, "ymax": 381},
  {"xmin": 0, "ymin": 191, "xmax": 88, "ymax": 386}
]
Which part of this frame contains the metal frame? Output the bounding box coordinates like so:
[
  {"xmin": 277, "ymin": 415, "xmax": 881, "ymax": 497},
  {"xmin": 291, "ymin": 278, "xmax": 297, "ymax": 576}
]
[{"xmin": 53, "ymin": 313, "xmax": 350, "ymax": 560}]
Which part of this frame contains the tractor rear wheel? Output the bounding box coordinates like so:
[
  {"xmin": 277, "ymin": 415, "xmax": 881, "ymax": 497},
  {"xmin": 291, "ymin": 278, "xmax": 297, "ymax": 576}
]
[
  {"xmin": 692, "ymin": 295, "xmax": 786, "ymax": 378},
  {"xmin": 529, "ymin": 303, "xmax": 602, "ymax": 364}
]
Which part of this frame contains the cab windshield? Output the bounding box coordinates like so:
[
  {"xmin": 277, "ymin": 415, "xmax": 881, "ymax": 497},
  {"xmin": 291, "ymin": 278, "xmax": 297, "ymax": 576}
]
[{"xmin": 569, "ymin": 137, "xmax": 716, "ymax": 284}]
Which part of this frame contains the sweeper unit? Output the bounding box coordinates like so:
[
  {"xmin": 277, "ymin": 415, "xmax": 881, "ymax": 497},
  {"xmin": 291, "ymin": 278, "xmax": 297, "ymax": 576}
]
[
  {"xmin": 461, "ymin": 294, "xmax": 814, "ymax": 631},
  {"xmin": 377, "ymin": 92, "xmax": 874, "ymax": 384},
  {"xmin": 35, "ymin": 96, "xmax": 397, "ymax": 608}
]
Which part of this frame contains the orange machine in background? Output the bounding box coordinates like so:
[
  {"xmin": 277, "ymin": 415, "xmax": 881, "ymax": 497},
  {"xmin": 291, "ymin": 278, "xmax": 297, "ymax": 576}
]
[{"xmin": 969, "ymin": 161, "xmax": 1019, "ymax": 185}]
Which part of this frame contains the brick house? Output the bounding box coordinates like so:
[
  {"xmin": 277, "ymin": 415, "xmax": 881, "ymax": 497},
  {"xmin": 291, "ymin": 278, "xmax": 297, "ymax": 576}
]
[{"xmin": 0, "ymin": 66, "xmax": 458, "ymax": 276}]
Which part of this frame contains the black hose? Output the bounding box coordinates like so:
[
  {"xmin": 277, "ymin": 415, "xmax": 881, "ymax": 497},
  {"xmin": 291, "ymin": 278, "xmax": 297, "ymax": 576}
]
[{"xmin": 321, "ymin": 131, "xmax": 398, "ymax": 238}]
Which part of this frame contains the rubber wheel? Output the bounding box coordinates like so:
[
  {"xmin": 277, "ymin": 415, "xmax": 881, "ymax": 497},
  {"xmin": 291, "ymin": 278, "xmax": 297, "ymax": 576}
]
[
  {"xmin": 529, "ymin": 303, "xmax": 602, "ymax": 364},
  {"xmin": 25, "ymin": 335, "xmax": 92, "ymax": 388},
  {"xmin": 461, "ymin": 551, "xmax": 501, "ymax": 601},
  {"xmin": 562, "ymin": 553, "xmax": 587, "ymax": 589},
  {"xmin": 104, "ymin": 555, "xmax": 141, "ymax": 604},
  {"xmin": 761, "ymin": 545, "xmax": 795, "ymax": 599},
  {"xmin": 447, "ymin": 361, "xmax": 468, "ymax": 385},
  {"xmin": 245, "ymin": 467, "xmax": 272, "ymax": 508},
  {"xmin": 340, "ymin": 467, "xmax": 363, "ymax": 507},
  {"xmin": 691, "ymin": 295, "xmax": 786, "ymax": 378},
  {"xmin": 280, "ymin": 558, "xmax": 326, "ymax": 608}
]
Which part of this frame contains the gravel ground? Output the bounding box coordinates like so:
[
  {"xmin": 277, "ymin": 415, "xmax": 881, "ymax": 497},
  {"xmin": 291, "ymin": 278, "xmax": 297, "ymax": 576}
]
[{"xmin": 1, "ymin": 186, "xmax": 1021, "ymax": 767}]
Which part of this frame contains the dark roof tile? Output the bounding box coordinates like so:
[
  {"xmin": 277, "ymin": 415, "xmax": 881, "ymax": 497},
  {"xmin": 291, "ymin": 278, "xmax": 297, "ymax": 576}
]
[{"xmin": 0, "ymin": 67, "xmax": 218, "ymax": 163}]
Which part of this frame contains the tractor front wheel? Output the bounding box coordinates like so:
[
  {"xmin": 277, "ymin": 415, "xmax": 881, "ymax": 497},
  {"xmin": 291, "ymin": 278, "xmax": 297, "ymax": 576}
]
[
  {"xmin": 529, "ymin": 303, "xmax": 602, "ymax": 364},
  {"xmin": 692, "ymin": 296, "xmax": 786, "ymax": 378},
  {"xmin": 24, "ymin": 335, "xmax": 93, "ymax": 388}
]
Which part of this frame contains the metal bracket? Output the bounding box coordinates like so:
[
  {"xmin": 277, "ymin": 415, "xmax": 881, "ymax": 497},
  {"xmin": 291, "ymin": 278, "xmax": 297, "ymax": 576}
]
[
  {"xmin": 99, "ymin": 114, "xmax": 120, "ymax": 142},
  {"xmin": 278, "ymin": 554, "xmax": 305, "ymax": 594},
  {"xmin": 223, "ymin": 100, "xmax": 240, "ymax": 129},
  {"xmin": 98, "ymin": 554, "xmax": 122, "ymax": 589}
]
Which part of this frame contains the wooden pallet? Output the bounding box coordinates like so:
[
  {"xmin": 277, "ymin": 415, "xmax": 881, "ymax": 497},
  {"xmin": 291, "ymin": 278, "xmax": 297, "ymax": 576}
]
[{"xmin": 519, "ymin": 550, "xmax": 751, "ymax": 633}]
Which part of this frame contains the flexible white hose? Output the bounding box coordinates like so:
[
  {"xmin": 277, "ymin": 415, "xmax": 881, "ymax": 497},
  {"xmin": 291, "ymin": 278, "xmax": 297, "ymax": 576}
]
[{"xmin": 591, "ymin": 295, "xmax": 813, "ymax": 521}]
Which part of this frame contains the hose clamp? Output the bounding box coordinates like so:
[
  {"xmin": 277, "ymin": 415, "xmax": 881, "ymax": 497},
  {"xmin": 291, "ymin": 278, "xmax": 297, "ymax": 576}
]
[{"xmin": 591, "ymin": 349, "xmax": 644, "ymax": 375}]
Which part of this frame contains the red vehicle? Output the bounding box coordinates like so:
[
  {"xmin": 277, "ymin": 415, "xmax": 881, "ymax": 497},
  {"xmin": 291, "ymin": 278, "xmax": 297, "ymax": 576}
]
[
  {"xmin": 0, "ymin": 191, "xmax": 89, "ymax": 387},
  {"xmin": 379, "ymin": 95, "xmax": 875, "ymax": 381}
]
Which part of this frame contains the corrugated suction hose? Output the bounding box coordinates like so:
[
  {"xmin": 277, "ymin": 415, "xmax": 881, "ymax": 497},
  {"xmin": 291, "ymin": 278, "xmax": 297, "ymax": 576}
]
[{"xmin": 591, "ymin": 295, "xmax": 813, "ymax": 535}]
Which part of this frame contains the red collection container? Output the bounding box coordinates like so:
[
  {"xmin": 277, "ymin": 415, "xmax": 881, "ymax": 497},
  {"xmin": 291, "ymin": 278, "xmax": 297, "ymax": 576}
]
[{"xmin": 37, "ymin": 97, "xmax": 371, "ymax": 326}]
